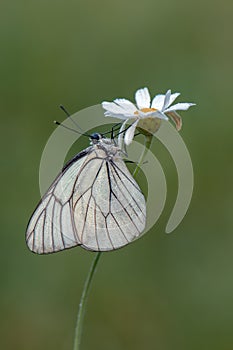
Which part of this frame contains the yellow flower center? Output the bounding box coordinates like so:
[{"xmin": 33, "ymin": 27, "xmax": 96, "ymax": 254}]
[{"xmin": 134, "ymin": 107, "xmax": 157, "ymax": 115}]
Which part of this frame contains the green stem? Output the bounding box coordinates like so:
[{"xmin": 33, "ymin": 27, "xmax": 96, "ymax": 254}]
[{"xmin": 73, "ymin": 252, "xmax": 102, "ymax": 350}]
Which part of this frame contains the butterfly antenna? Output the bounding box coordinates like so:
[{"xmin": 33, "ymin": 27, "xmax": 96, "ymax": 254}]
[
  {"xmin": 54, "ymin": 120, "xmax": 90, "ymax": 137},
  {"xmin": 115, "ymin": 121, "xmax": 136, "ymax": 137},
  {"xmin": 59, "ymin": 105, "xmax": 86, "ymax": 133},
  {"xmin": 59, "ymin": 105, "xmax": 70, "ymax": 117},
  {"xmin": 101, "ymin": 123, "xmax": 122, "ymax": 138},
  {"xmin": 54, "ymin": 120, "xmax": 81, "ymax": 134}
]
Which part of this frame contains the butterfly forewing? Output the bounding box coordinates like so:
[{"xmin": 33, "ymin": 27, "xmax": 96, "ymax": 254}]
[
  {"xmin": 26, "ymin": 154, "xmax": 88, "ymax": 253},
  {"xmin": 26, "ymin": 137, "xmax": 146, "ymax": 253}
]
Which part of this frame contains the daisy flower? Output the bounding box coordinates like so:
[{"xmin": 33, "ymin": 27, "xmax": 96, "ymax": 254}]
[{"xmin": 102, "ymin": 87, "xmax": 195, "ymax": 145}]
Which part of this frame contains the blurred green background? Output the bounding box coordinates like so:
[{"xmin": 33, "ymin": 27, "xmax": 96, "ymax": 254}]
[{"xmin": 1, "ymin": 0, "xmax": 233, "ymax": 349}]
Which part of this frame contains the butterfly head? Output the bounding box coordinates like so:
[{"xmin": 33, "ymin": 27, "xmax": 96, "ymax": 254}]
[{"xmin": 90, "ymin": 133, "xmax": 105, "ymax": 144}]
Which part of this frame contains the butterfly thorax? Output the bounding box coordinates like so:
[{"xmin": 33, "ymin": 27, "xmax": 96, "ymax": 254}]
[
  {"xmin": 95, "ymin": 138, "xmax": 122, "ymax": 161},
  {"xmin": 89, "ymin": 134, "xmax": 121, "ymax": 161}
]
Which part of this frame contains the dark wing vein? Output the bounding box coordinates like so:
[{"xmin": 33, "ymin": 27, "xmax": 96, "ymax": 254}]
[
  {"xmin": 59, "ymin": 206, "xmax": 66, "ymax": 250},
  {"xmin": 92, "ymin": 196, "xmax": 99, "ymax": 250},
  {"xmin": 73, "ymin": 160, "xmax": 104, "ymax": 210},
  {"xmin": 106, "ymin": 162, "xmax": 112, "ymax": 211},
  {"xmin": 110, "ymin": 212, "xmax": 130, "ymax": 243},
  {"xmin": 110, "ymin": 161, "xmax": 145, "ymax": 217},
  {"xmin": 79, "ymin": 160, "xmax": 114, "ymax": 249},
  {"xmin": 110, "ymin": 161, "xmax": 144, "ymax": 194},
  {"xmin": 80, "ymin": 189, "xmax": 93, "ymax": 243},
  {"xmin": 104, "ymin": 216, "xmax": 115, "ymax": 249},
  {"xmin": 110, "ymin": 190, "xmax": 140, "ymax": 234},
  {"xmin": 50, "ymin": 197, "xmax": 56, "ymax": 253},
  {"xmin": 69, "ymin": 202, "xmax": 79, "ymax": 242},
  {"xmin": 70, "ymin": 157, "xmax": 106, "ymax": 203}
]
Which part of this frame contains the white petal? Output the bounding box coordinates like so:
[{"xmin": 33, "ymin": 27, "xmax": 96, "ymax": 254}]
[
  {"xmin": 151, "ymin": 94, "xmax": 166, "ymax": 110},
  {"xmin": 168, "ymin": 92, "xmax": 180, "ymax": 106},
  {"xmin": 165, "ymin": 102, "xmax": 196, "ymax": 113},
  {"xmin": 138, "ymin": 110, "xmax": 168, "ymax": 120},
  {"xmin": 104, "ymin": 111, "xmax": 128, "ymax": 120},
  {"xmin": 151, "ymin": 110, "xmax": 169, "ymax": 120},
  {"xmin": 162, "ymin": 90, "xmax": 172, "ymax": 111},
  {"xmin": 124, "ymin": 120, "xmax": 139, "ymax": 145},
  {"xmin": 118, "ymin": 119, "xmax": 128, "ymax": 150},
  {"xmin": 102, "ymin": 101, "xmax": 125, "ymax": 115},
  {"xmin": 135, "ymin": 87, "xmax": 151, "ymax": 109},
  {"xmin": 114, "ymin": 98, "xmax": 137, "ymax": 114},
  {"xmin": 102, "ymin": 101, "xmax": 136, "ymax": 119}
]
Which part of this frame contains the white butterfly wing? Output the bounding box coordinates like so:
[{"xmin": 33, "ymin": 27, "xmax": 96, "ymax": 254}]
[
  {"xmin": 26, "ymin": 144, "xmax": 146, "ymax": 253},
  {"xmin": 72, "ymin": 148, "xmax": 146, "ymax": 251},
  {"xmin": 26, "ymin": 151, "xmax": 89, "ymax": 254}
]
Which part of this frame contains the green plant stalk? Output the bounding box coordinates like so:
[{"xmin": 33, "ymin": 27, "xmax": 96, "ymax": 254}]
[
  {"xmin": 73, "ymin": 133, "xmax": 153, "ymax": 350},
  {"xmin": 73, "ymin": 251, "xmax": 102, "ymax": 350}
]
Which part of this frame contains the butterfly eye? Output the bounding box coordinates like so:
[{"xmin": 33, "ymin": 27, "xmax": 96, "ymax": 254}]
[
  {"xmin": 90, "ymin": 133, "xmax": 106, "ymax": 141},
  {"xmin": 90, "ymin": 133, "xmax": 101, "ymax": 140}
]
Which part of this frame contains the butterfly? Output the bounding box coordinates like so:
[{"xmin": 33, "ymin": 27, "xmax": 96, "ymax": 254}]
[{"xmin": 26, "ymin": 133, "xmax": 146, "ymax": 253}]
